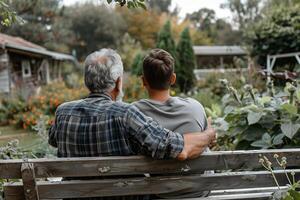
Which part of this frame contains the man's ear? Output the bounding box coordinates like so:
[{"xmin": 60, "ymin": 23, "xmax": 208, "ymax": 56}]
[
  {"xmin": 170, "ymin": 73, "xmax": 176, "ymax": 86},
  {"xmin": 115, "ymin": 77, "xmax": 122, "ymax": 92}
]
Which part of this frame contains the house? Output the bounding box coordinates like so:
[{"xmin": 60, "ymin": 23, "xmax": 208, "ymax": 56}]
[
  {"xmin": 0, "ymin": 33, "xmax": 77, "ymax": 99},
  {"xmin": 193, "ymin": 46, "xmax": 248, "ymax": 80}
]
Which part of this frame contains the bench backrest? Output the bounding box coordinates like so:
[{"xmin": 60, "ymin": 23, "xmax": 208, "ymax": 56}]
[{"xmin": 1, "ymin": 149, "xmax": 300, "ymax": 199}]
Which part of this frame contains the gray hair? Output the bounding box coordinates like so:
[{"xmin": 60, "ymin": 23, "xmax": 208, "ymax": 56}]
[{"xmin": 84, "ymin": 49, "xmax": 123, "ymax": 93}]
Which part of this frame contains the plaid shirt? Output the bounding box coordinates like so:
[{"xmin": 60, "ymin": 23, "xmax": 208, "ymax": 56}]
[{"xmin": 48, "ymin": 93, "xmax": 184, "ymax": 200}]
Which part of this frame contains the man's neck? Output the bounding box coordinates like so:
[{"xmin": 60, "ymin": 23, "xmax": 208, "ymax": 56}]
[{"xmin": 148, "ymin": 89, "xmax": 170, "ymax": 102}]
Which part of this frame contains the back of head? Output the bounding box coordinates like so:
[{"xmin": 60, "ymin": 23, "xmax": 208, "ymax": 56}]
[
  {"xmin": 84, "ymin": 48, "xmax": 123, "ymax": 93},
  {"xmin": 143, "ymin": 49, "xmax": 174, "ymax": 90}
]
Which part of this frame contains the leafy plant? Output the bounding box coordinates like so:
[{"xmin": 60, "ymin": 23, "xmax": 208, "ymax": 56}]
[
  {"xmin": 0, "ymin": 0, "xmax": 23, "ymax": 26},
  {"xmin": 211, "ymin": 79, "xmax": 300, "ymax": 150},
  {"xmin": 106, "ymin": 0, "xmax": 147, "ymax": 9},
  {"xmin": 259, "ymin": 154, "xmax": 300, "ymax": 200}
]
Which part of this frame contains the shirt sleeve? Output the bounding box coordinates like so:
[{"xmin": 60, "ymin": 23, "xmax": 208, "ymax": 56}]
[
  {"xmin": 48, "ymin": 115, "xmax": 58, "ymax": 147},
  {"xmin": 124, "ymin": 105, "xmax": 184, "ymax": 159}
]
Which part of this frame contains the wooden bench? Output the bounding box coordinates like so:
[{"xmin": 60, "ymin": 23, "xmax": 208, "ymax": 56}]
[{"xmin": 1, "ymin": 149, "xmax": 300, "ymax": 200}]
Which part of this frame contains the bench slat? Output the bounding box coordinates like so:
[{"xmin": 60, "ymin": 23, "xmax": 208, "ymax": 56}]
[
  {"xmin": 1, "ymin": 149, "xmax": 300, "ymax": 179},
  {"xmin": 165, "ymin": 192, "xmax": 272, "ymax": 200},
  {"xmin": 4, "ymin": 170, "xmax": 299, "ymax": 199}
]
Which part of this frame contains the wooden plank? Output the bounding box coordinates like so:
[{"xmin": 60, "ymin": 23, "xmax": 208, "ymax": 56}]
[
  {"xmin": 165, "ymin": 192, "xmax": 272, "ymax": 200},
  {"xmin": 1, "ymin": 149, "xmax": 300, "ymax": 179},
  {"xmin": 4, "ymin": 170, "xmax": 299, "ymax": 199},
  {"xmin": 210, "ymin": 186, "xmax": 287, "ymax": 195},
  {"xmin": 21, "ymin": 163, "xmax": 39, "ymax": 200}
]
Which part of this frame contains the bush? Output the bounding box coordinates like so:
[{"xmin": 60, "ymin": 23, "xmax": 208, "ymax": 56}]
[
  {"xmin": 0, "ymin": 82, "xmax": 88, "ymax": 130},
  {"xmin": 211, "ymin": 79, "xmax": 300, "ymax": 151},
  {"xmin": 248, "ymin": 5, "xmax": 300, "ymax": 67}
]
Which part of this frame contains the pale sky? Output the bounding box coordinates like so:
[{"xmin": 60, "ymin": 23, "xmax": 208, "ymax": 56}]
[{"xmin": 63, "ymin": 0, "xmax": 232, "ymax": 21}]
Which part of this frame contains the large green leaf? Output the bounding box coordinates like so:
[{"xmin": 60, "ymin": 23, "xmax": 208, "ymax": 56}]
[
  {"xmin": 251, "ymin": 133, "xmax": 272, "ymax": 148},
  {"xmin": 247, "ymin": 111, "xmax": 263, "ymax": 125},
  {"xmin": 281, "ymin": 122, "xmax": 300, "ymax": 139},
  {"xmin": 242, "ymin": 125, "xmax": 266, "ymax": 141},
  {"xmin": 272, "ymin": 133, "xmax": 285, "ymax": 145}
]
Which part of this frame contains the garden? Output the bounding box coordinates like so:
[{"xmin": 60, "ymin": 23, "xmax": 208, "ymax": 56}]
[{"xmin": 1, "ymin": 0, "xmax": 300, "ymax": 199}]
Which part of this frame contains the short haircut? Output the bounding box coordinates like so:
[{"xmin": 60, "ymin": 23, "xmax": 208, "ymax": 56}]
[
  {"xmin": 143, "ymin": 49, "xmax": 174, "ymax": 90},
  {"xmin": 84, "ymin": 48, "xmax": 123, "ymax": 93}
]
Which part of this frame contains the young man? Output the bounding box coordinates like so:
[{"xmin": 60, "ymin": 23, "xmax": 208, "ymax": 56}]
[
  {"xmin": 133, "ymin": 48, "xmax": 210, "ymax": 198},
  {"xmin": 133, "ymin": 48, "xmax": 208, "ymax": 136}
]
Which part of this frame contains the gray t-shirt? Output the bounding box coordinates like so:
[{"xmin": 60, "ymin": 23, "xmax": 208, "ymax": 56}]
[
  {"xmin": 133, "ymin": 97, "xmax": 207, "ymax": 134},
  {"xmin": 133, "ymin": 97, "xmax": 210, "ymax": 198}
]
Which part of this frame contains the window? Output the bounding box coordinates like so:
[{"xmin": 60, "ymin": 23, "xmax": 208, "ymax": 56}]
[{"xmin": 22, "ymin": 60, "xmax": 31, "ymax": 78}]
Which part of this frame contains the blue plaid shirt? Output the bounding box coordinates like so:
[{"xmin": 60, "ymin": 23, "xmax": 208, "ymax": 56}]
[{"xmin": 49, "ymin": 93, "xmax": 183, "ymax": 158}]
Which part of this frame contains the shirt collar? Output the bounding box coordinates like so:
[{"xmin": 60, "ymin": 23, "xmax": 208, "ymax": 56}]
[{"xmin": 87, "ymin": 92, "xmax": 113, "ymax": 101}]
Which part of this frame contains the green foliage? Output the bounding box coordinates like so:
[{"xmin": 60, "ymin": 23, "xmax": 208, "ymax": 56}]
[
  {"xmin": 0, "ymin": 82, "xmax": 88, "ymax": 130},
  {"xmin": 131, "ymin": 52, "xmax": 144, "ymax": 76},
  {"xmin": 248, "ymin": 6, "xmax": 300, "ymax": 67},
  {"xmin": 118, "ymin": 33, "xmax": 142, "ymax": 71},
  {"xmin": 147, "ymin": 0, "xmax": 171, "ymax": 13},
  {"xmin": 221, "ymin": 0, "xmax": 261, "ymax": 30},
  {"xmin": 107, "ymin": 0, "xmax": 147, "ymax": 9},
  {"xmin": 0, "ymin": 0, "xmax": 23, "ymax": 26},
  {"xmin": 156, "ymin": 20, "xmax": 177, "ymax": 58},
  {"xmin": 123, "ymin": 75, "xmax": 147, "ymax": 103},
  {"xmin": 259, "ymin": 155, "xmax": 300, "ymax": 200},
  {"xmin": 65, "ymin": 3, "xmax": 127, "ymax": 60},
  {"xmin": 3, "ymin": 0, "xmax": 71, "ymax": 52},
  {"xmin": 186, "ymin": 8, "xmax": 242, "ymax": 45},
  {"xmin": 212, "ymin": 80, "xmax": 300, "ymax": 151},
  {"xmin": 176, "ymin": 27, "xmax": 196, "ymax": 93}
]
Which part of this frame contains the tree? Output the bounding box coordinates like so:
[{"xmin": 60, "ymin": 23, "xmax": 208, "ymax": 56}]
[
  {"xmin": 107, "ymin": 0, "xmax": 147, "ymax": 9},
  {"xmin": 186, "ymin": 8, "xmax": 216, "ymax": 34},
  {"xmin": 65, "ymin": 3, "xmax": 126, "ymax": 60},
  {"xmin": 147, "ymin": 0, "xmax": 171, "ymax": 13},
  {"xmin": 221, "ymin": 0, "xmax": 261, "ymax": 30},
  {"xmin": 118, "ymin": 33, "xmax": 142, "ymax": 71},
  {"xmin": 248, "ymin": 6, "xmax": 300, "ymax": 67},
  {"xmin": 131, "ymin": 52, "xmax": 144, "ymax": 76},
  {"xmin": 186, "ymin": 8, "xmax": 240, "ymax": 45},
  {"xmin": 119, "ymin": 9, "xmax": 161, "ymax": 48},
  {"xmin": 0, "ymin": 0, "xmax": 23, "ymax": 26},
  {"xmin": 3, "ymin": 0, "xmax": 70, "ymax": 52},
  {"xmin": 156, "ymin": 20, "xmax": 177, "ymax": 60},
  {"xmin": 176, "ymin": 28, "xmax": 196, "ymax": 93}
]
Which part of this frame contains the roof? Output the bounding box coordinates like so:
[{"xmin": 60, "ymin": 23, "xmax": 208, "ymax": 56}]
[
  {"xmin": 0, "ymin": 33, "xmax": 77, "ymax": 62},
  {"xmin": 193, "ymin": 46, "xmax": 247, "ymax": 56}
]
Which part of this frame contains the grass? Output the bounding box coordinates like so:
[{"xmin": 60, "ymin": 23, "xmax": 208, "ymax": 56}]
[{"xmin": 0, "ymin": 126, "xmax": 39, "ymax": 147}]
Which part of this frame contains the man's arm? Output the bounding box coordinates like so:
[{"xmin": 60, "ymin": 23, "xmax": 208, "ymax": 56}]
[
  {"xmin": 125, "ymin": 105, "xmax": 216, "ymax": 160},
  {"xmin": 177, "ymin": 118, "xmax": 216, "ymax": 160}
]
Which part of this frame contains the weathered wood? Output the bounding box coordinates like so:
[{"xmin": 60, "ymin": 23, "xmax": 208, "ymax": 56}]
[
  {"xmin": 1, "ymin": 149, "xmax": 300, "ymax": 179},
  {"xmin": 4, "ymin": 170, "xmax": 299, "ymax": 199},
  {"xmin": 21, "ymin": 162, "xmax": 39, "ymax": 200},
  {"xmin": 165, "ymin": 192, "xmax": 272, "ymax": 200}
]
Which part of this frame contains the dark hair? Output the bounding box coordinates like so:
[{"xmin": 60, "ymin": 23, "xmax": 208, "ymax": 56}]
[{"xmin": 143, "ymin": 49, "xmax": 174, "ymax": 90}]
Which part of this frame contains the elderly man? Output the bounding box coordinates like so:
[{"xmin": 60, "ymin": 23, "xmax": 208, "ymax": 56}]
[{"xmin": 49, "ymin": 48, "xmax": 216, "ymax": 200}]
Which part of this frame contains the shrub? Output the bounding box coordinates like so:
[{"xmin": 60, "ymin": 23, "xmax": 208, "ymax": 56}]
[
  {"xmin": 248, "ymin": 6, "xmax": 300, "ymax": 67},
  {"xmin": 211, "ymin": 79, "xmax": 300, "ymax": 150},
  {"xmin": 0, "ymin": 82, "xmax": 88, "ymax": 130}
]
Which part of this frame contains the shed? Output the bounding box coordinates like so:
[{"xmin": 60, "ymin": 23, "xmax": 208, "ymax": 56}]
[
  {"xmin": 0, "ymin": 33, "xmax": 77, "ymax": 99},
  {"xmin": 193, "ymin": 46, "xmax": 247, "ymax": 69}
]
